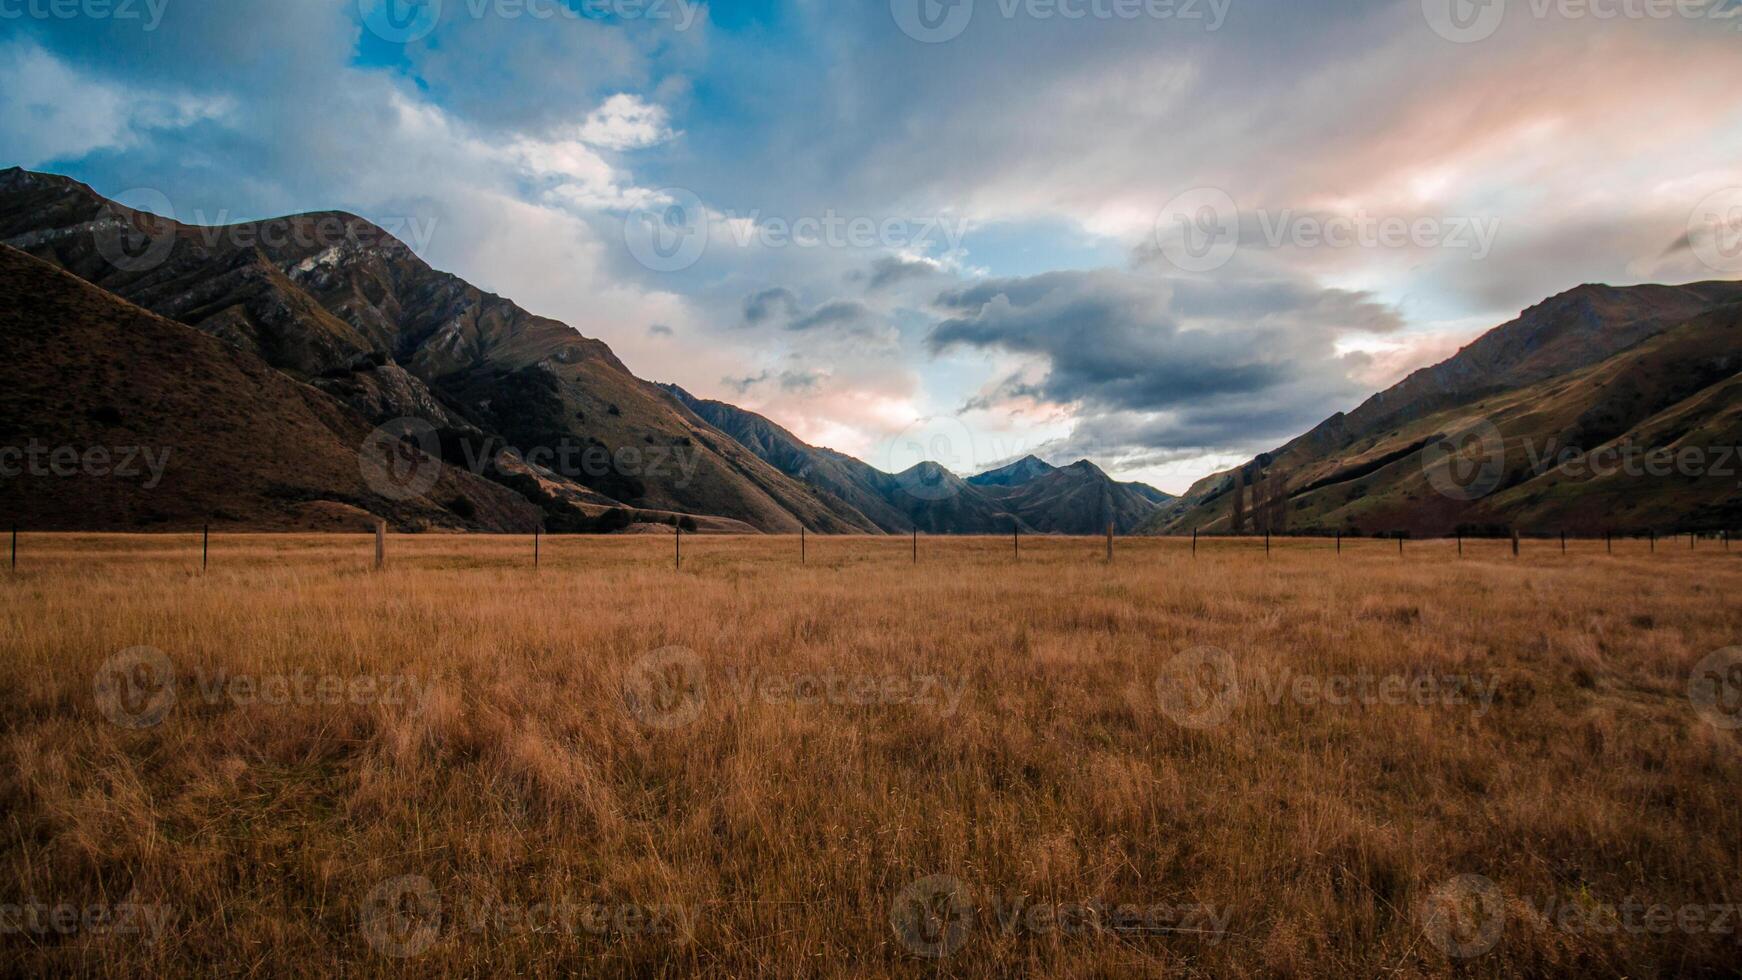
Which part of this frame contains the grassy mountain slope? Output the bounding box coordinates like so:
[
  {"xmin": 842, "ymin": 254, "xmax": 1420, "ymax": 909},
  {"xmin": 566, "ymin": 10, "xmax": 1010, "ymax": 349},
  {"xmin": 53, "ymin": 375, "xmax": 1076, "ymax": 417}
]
[
  {"xmin": 0, "ymin": 244, "xmax": 539, "ymax": 532},
  {"xmin": 1146, "ymin": 282, "xmax": 1742, "ymax": 536},
  {"xmin": 0, "ymin": 167, "xmax": 877, "ymax": 533}
]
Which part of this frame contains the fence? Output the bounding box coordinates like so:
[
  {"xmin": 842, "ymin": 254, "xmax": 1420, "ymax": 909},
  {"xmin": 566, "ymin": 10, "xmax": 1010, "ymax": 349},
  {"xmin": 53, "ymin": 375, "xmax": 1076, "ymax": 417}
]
[{"xmin": 4, "ymin": 523, "xmax": 1735, "ymax": 573}]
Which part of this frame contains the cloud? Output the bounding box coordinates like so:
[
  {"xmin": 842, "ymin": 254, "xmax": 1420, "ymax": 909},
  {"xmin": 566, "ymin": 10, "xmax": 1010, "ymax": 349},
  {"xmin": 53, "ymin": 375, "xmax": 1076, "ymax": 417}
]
[
  {"xmin": 743, "ymin": 286, "xmax": 799, "ymax": 325},
  {"xmin": 789, "ymin": 300, "xmax": 874, "ymax": 335},
  {"xmin": 577, "ymin": 93, "xmax": 678, "ymax": 150},
  {"xmin": 723, "ymin": 369, "xmax": 828, "ymax": 396},
  {"xmin": 930, "ymin": 269, "xmax": 1398, "ymax": 420},
  {"xmin": 861, "ymin": 255, "xmax": 945, "ymax": 291}
]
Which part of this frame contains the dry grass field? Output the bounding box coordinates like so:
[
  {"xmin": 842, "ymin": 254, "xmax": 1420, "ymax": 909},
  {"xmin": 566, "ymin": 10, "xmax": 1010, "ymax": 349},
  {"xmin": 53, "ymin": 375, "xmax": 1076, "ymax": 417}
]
[{"xmin": 2, "ymin": 533, "xmax": 1740, "ymax": 977}]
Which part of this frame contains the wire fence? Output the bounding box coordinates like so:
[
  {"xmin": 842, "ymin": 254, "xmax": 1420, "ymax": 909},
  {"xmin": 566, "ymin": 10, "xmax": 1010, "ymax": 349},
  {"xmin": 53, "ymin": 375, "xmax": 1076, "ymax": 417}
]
[{"xmin": 4, "ymin": 522, "xmax": 1736, "ymax": 574}]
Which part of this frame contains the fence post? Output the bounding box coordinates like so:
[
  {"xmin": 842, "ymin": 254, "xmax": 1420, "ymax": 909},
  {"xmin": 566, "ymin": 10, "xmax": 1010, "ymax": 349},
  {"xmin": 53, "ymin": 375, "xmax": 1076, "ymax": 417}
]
[
  {"xmin": 1690, "ymin": 532, "xmax": 1695, "ymax": 551},
  {"xmin": 1606, "ymin": 531, "xmax": 1612, "ymax": 554},
  {"xmin": 203, "ymin": 524, "xmax": 210, "ymax": 572},
  {"xmin": 801, "ymin": 525, "xmax": 806, "ymax": 565},
  {"xmin": 1650, "ymin": 531, "xmax": 1656, "ymax": 554},
  {"xmin": 1511, "ymin": 530, "xmax": 1519, "ymax": 559},
  {"xmin": 375, "ymin": 520, "xmax": 386, "ymax": 570},
  {"xmin": 1561, "ymin": 531, "xmax": 1566, "ymax": 556},
  {"xmin": 1336, "ymin": 531, "xmax": 1341, "ymax": 555},
  {"xmin": 1265, "ymin": 532, "xmax": 1270, "ymax": 556},
  {"xmin": 534, "ymin": 530, "xmax": 540, "ymax": 568},
  {"xmin": 1106, "ymin": 522, "xmax": 1114, "ymax": 564},
  {"xmin": 1398, "ymin": 535, "xmax": 1403, "ymax": 557},
  {"xmin": 675, "ymin": 524, "xmax": 681, "ymax": 570},
  {"xmin": 913, "ymin": 528, "xmax": 918, "ymax": 565},
  {"xmin": 10, "ymin": 524, "xmax": 15, "ymax": 572},
  {"xmin": 1193, "ymin": 528, "xmax": 1198, "ymax": 557},
  {"xmin": 1014, "ymin": 522, "xmax": 1020, "ymax": 560},
  {"xmin": 1457, "ymin": 533, "xmax": 1462, "ymax": 558}
]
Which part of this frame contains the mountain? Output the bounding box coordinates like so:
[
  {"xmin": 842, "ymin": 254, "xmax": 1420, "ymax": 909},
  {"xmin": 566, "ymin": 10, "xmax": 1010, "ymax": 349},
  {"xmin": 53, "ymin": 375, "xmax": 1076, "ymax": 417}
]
[
  {"xmin": 0, "ymin": 167, "xmax": 880, "ymax": 534},
  {"xmin": 666, "ymin": 389, "xmax": 1169, "ymax": 534},
  {"xmin": 967, "ymin": 455, "xmax": 1057, "ymax": 487},
  {"xmin": 0, "ymin": 244, "xmax": 541, "ymax": 531},
  {"xmin": 1145, "ymin": 280, "xmax": 1742, "ymax": 537},
  {"xmin": 663, "ymin": 385, "xmax": 910, "ymax": 532},
  {"xmin": 972, "ymin": 459, "xmax": 1167, "ymax": 534},
  {"xmin": 1120, "ymin": 481, "xmax": 1174, "ymax": 505}
]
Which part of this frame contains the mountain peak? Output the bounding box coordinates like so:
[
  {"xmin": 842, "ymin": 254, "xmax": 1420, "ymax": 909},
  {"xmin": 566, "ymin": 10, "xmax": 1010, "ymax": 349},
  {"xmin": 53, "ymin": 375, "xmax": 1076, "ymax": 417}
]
[{"xmin": 967, "ymin": 454, "xmax": 1057, "ymax": 488}]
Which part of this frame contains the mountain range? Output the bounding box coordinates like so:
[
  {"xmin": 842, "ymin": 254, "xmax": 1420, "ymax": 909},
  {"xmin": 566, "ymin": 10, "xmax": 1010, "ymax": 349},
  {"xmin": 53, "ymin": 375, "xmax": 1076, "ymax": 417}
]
[
  {"xmin": 2, "ymin": 166, "xmax": 1737, "ymax": 536},
  {"xmin": 0, "ymin": 167, "xmax": 1166, "ymax": 534},
  {"xmin": 1142, "ymin": 281, "xmax": 1742, "ymax": 536}
]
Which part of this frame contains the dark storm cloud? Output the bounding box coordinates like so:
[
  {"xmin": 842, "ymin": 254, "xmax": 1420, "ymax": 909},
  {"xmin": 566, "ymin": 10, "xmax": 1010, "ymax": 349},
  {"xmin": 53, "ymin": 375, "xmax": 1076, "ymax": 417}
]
[
  {"xmin": 931, "ymin": 269, "xmax": 1396, "ymax": 415},
  {"xmin": 861, "ymin": 256, "xmax": 942, "ymax": 291},
  {"xmin": 744, "ymin": 287, "xmax": 800, "ymax": 325}
]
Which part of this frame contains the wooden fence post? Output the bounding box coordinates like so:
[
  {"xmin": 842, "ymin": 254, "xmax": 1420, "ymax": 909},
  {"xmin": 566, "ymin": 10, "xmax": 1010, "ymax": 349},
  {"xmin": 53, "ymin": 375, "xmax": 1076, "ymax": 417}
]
[
  {"xmin": 1014, "ymin": 522, "xmax": 1020, "ymax": 560},
  {"xmin": 1336, "ymin": 531, "xmax": 1341, "ymax": 555},
  {"xmin": 913, "ymin": 528, "xmax": 918, "ymax": 565},
  {"xmin": 1650, "ymin": 531, "xmax": 1656, "ymax": 553},
  {"xmin": 1265, "ymin": 532, "xmax": 1270, "ymax": 556},
  {"xmin": 1561, "ymin": 531, "xmax": 1566, "ymax": 556},
  {"xmin": 801, "ymin": 525, "xmax": 806, "ymax": 565},
  {"xmin": 534, "ymin": 530, "xmax": 540, "ymax": 568},
  {"xmin": 1193, "ymin": 528, "xmax": 1198, "ymax": 557},
  {"xmin": 203, "ymin": 524, "xmax": 209, "ymax": 572},
  {"xmin": 1606, "ymin": 531, "xmax": 1612, "ymax": 554},
  {"xmin": 675, "ymin": 524, "xmax": 682, "ymax": 570},
  {"xmin": 1398, "ymin": 535, "xmax": 1403, "ymax": 556},
  {"xmin": 1106, "ymin": 522, "xmax": 1114, "ymax": 564},
  {"xmin": 10, "ymin": 524, "xmax": 16, "ymax": 572},
  {"xmin": 1511, "ymin": 530, "xmax": 1520, "ymax": 558},
  {"xmin": 1457, "ymin": 533, "xmax": 1462, "ymax": 558},
  {"xmin": 375, "ymin": 520, "xmax": 386, "ymax": 570}
]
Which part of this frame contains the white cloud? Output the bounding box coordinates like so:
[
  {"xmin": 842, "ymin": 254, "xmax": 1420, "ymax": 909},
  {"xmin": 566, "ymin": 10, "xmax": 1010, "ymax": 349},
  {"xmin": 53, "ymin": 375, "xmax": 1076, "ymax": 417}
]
[{"xmin": 577, "ymin": 93, "xmax": 678, "ymax": 150}]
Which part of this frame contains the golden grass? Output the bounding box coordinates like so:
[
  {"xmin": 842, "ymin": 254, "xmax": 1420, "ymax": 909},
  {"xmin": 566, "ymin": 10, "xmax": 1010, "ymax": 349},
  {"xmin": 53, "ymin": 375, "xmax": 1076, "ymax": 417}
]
[{"xmin": 2, "ymin": 533, "xmax": 1740, "ymax": 977}]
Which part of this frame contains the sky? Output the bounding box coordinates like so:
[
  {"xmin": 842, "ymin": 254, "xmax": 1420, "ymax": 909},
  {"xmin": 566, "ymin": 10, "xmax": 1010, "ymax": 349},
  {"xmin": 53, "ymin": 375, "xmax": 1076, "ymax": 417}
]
[{"xmin": 4, "ymin": 0, "xmax": 1741, "ymax": 493}]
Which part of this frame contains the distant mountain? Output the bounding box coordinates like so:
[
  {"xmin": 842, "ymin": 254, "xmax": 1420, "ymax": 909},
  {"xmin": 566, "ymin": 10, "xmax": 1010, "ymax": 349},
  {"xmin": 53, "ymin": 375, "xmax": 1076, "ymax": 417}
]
[
  {"xmin": 667, "ymin": 388, "xmax": 1168, "ymax": 534},
  {"xmin": 967, "ymin": 455, "xmax": 1057, "ymax": 487},
  {"xmin": 1145, "ymin": 280, "xmax": 1742, "ymax": 537},
  {"xmin": 663, "ymin": 385, "xmax": 909, "ymax": 532},
  {"xmin": 1121, "ymin": 481, "xmax": 1174, "ymax": 505},
  {"xmin": 0, "ymin": 244, "xmax": 541, "ymax": 531},
  {"xmin": 0, "ymin": 167, "xmax": 879, "ymax": 533},
  {"xmin": 973, "ymin": 459, "xmax": 1167, "ymax": 534}
]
